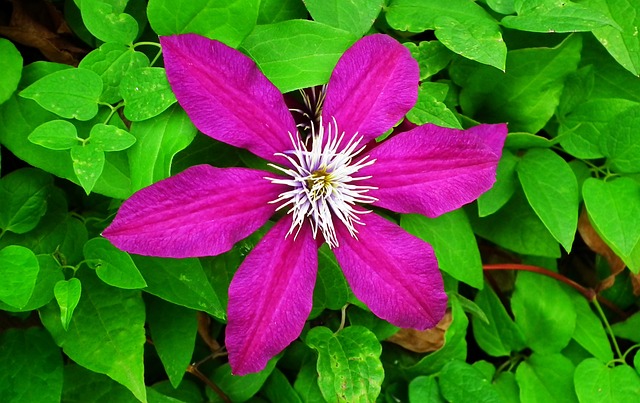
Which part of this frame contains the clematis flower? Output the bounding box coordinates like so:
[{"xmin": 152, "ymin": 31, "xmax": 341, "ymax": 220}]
[{"xmin": 103, "ymin": 33, "xmax": 507, "ymax": 375}]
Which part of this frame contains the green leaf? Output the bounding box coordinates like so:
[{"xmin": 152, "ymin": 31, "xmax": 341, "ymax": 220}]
[
  {"xmin": 61, "ymin": 364, "xmax": 139, "ymax": 402},
  {"xmin": 570, "ymin": 292, "xmax": 613, "ymax": 363},
  {"xmin": 574, "ymin": 359, "xmax": 640, "ymax": 403},
  {"xmin": 258, "ymin": 0, "xmax": 308, "ymax": 24},
  {"xmin": 472, "ymin": 284, "xmax": 526, "ymax": 357},
  {"xmin": 78, "ymin": 42, "xmax": 150, "ymax": 103},
  {"xmin": 148, "ymin": 0, "xmax": 259, "ymax": 48},
  {"xmin": 84, "ymin": 237, "xmax": 147, "ymax": 289},
  {"xmin": 78, "ymin": 0, "xmax": 138, "ymax": 44},
  {"xmin": 401, "ymin": 210, "xmax": 483, "ymax": 289},
  {"xmin": 304, "ymin": 0, "xmax": 382, "ymax": 36},
  {"xmin": 120, "ymin": 67, "xmax": 177, "ymax": 121},
  {"xmin": 28, "ymin": 120, "xmax": 79, "ymax": 150},
  {"xmin": 588, "ymin": 0, "xmax": 640, "ymax": 76},
  {"xmin": 128, "ymin": 105, "xmax": 197, "ymax": 192},
  {"xmin": 346, "ymin": 307, "xmax": 399, "ymax": 341},
  {"xmin": 54, "ymin": 278, "xmax": 82, "ymax": 331},
  {"xmin": 451, "ymin": 34, "xmax": 582, "ymax": 133},
  {"xmin": 516, "ymin": 353, "xmax": 578, "ymax": 403},
  {"xmin": 502, "ymin": 0, "xmax": 615, "ymax": 33},
  {"xmin": 477, "ymin": 150, "xmax": 519, "ymax": 217},
  {"xmin": 311, "ymin": 245, "xmax": 351, "ymax": 317},
  {"xmin": 0, "ymin": 168, "xmax": 52, "ymax": 234},
  {"xmin": 583, "ymin": 177, "xmax": 640, "ymax": 271},
  {"xmin": 517, "ymin": 148, "xmax": 579, "ymax": 252},
  {"xmin": 487, "ymin": 0, "xmax": 516, "ymax": 14},
  {"xmin": 386, "ymin": 0, "xmax": 506, "ymax": 70},
  {"xmin": 405, "ymin": 41, "xmax": 453, "ymax": 80},
  {"xmin": 294, "ymin": 359, "xmax": 325, "ymax": 403},
  {"xmin": 558, "ymin": 98, "xmax": 639, "ymax": 159},
  {"xmin": 408, "ymin": 376, "xmax": 444, "ymax": 402},
  {"xmin": 71, "ymin": 143, "xmax": 105, "ymax": 194},
  {"xmin": 470, "ymin": 189, "xmax": 561, "ymax": 258},
  {"xmin": 494, "ymin": 371, "xmax": 520, "ymax": 403},
  {"xmin": 241, "ymin": 20, "xmax": 357, "ymax": 93},
  {"xmin": 402, "ymin": 296, "xmax": 468, "ymax": 377},
  {"xmin": 406, "ymin": 82, "xmax": 461, "ymax": 129},
  {"xmin": 0, "ymin": 245, "xmax": 40, "ymax": 309},
  {"xmin": 19, "ymin": 68, "xmax": 103, "ymax": 121},
  {"xmin": 505, "ymin": 133, "xmax": 556, "ymax": 150},
  {"xmin": 611, "ymin": 311, "xmax": 640, "ymax": 342},
  {"xmin": 439, "ymin": 360, "xmax": 502, "ymax": 403},
  {"xmin": 262, "ymin": 369, "xmax": 303, "ymax": 403},
  {"xmin": 40, "ymin": 269, "xmax": 146, "ymax": 402},
  {"xmin": 306, "ymin": 326, "xmax": 383, "ymax": 402},
  {"xmin": 512, "ymin": 272, "xmax": 576, "ymax": 353},
  {"xmin": 0, "ymin": 38, "xmax": 22, "ymax": 104},
  {"xmin": 132, "ymin": 255, "xmax": 225, "ymax": 319},
  {"xmin": 0, "ymin": 328, "xmax": 63, "ymax": 403},
  {"xmin": 89, "ymin": 123, "xmax": 136, "ymax": 152},
  {"xmin": 603, "ymin": 104, "xmax": 640, "ymax": 173},
  {"xmin": 211, "ymin": 359, "xmax": 277, "ymax": 402},
  {"xmin": 0, "ymin": 255, "xmax": 64, "ymax": 313},
  {"xmin": 146, "ymin": 296, "xmax": 197, "ymax": 388}
]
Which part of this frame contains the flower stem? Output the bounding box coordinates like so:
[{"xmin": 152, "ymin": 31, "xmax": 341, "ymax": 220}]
[{"xmin": 592, "ymin": 297, "xmax": 623, "ymax": 360}]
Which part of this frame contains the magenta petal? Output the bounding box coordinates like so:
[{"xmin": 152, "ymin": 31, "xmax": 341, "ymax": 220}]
[
  {"xmin": 361, "ymin": 123, "xmax": 508, "ymax": 217},
  {"xmin": 322, "ymin": 34, "xmax": 419, "ymax": 143},
  {"xmin": 226, "ymin": 217, "xmax": 317, "ymax": 375},
  {"xmin": 160, "ymin": 34, "xmax": 296, "ymax": 163},
  {"xmin": 333, "ymin": 213, "xmax": 447, "ymax": 329},
  {"xmin": 103, "ymin": 165, "xmax": 283, "ymax": 258}
]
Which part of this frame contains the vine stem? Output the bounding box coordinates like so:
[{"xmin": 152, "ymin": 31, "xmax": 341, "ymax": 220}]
[
  {"xmin": 482, "ymin": 263, "xmax": 626, "ymax": 318},
  {"xmin": 592, "ymin": 298, "xmax": 623, "ymax": 360}
]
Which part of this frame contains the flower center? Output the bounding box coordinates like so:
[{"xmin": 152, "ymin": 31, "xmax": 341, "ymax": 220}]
[{"xmin": 265, "ymin": 118, "xmax": 377, "ymax": 248}]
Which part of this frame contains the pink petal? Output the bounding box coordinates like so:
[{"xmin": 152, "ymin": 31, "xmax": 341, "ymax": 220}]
[
  {"xmin": 361, "ymin": 123, "xmax": 508, "ymax": 217},
  {"xmin": 226, "ymin": 217, "xmax": 317, "ymax": 375},
  {"xmin": 103, "ymin": 165, "xmax": 283, "ymax": 258},
  {"xmin": 333, "ymin": 213, "xmax": 447, "ymax": 329},
  {"xmin": 322, "ymin": 34, "xmax": 419, "ymax": 144},
  {"xmin": 160, "ymin": 34, "xmax": 296, "ymax": 163}
]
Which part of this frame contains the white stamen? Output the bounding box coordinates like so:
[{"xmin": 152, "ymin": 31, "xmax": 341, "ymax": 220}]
[{"xmin": 265, "ymin": 118, "xmax": 377, "ymax": 248}]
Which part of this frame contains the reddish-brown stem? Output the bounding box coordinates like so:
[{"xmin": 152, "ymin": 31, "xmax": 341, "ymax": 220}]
[
  {"xmin": 483, "ymin": 263, "xmax": 627, "ymax": 318},
  {"xmin": 187, "ymin": 364, "xmax": 230, "ymax": 403}
]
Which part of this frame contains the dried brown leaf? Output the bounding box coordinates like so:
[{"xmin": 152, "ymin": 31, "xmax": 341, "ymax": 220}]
[{"xmin": 385, "ymin": 309, "xmax": 452, "ymax": 353}]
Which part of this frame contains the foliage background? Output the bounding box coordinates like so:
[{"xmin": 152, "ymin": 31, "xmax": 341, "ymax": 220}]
[{"xmin": 1, "ymin": 0, "xmax": 640, "ymax": 401}]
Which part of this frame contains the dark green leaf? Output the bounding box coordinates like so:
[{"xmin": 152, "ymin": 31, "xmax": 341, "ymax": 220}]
[
  {"xmin": 452, "ymin": 34, "xmax": 582, "ymax": 133},
  {"xmin": 583, "ymin": 177, "xmax": 640, "ymax": 272},
  {"xmin": 54, "ymin": 278, "xmax": 82, "ymax": 331},
  {"xmin": 241, "ymin": 20, "xmax": 357, "ymax": 92},
  {"xmin": 603, "ymin": 104, "xmax": 640, "ymax": 173},
  {"xmin": 516, "ymin": 353, "xmax": 578, "ymax": 403},
  {"xmin": 408, "ymin": 376, "xmax": 444, "ymax": 402},
  {"xmin": 311, "ymin": 245, "xmax": 350, "ymax": 317},
  {"xmin": 294, "ymin": 359, "xmax": 325, "ymax": 403},
  {"xmin": 512, "ymin": 272, "xmax": 576, "ymax": 353},
  {"xmin": 71, "ymin": 143, "xmax": 105, "ymax": 195},
  {"xmin": 517, "ymin": 148, "xmax": 579, "ymax": 252},
  {"xmin": 258, "ymin": 0, "xmax": 308, "ymax": 24},
  {"xmin": 0, "ymin": 38, "xmax": 23, "ymax": 104},
  {"xmin": 611, "ymin": 311, "xmax": 640, "ymax": 342},
  {"xmin": 148, "ymin": 0, "xmax": 259, "ymax": 48},
  {"xmin": 89, "ymin": 124, "xmax": 136, "ymax": 152},
  {"xmin": 0, "ymin": 328, "xmax": 63, "ymax": 403},
  {"xmin": 120, "ymin": 67, "xmax": 177, "ymax": 121},
  {"xmin": 61, "ymin": 364, "xmax": 139, "ymax": 403},
  {"xmin": 401, "ymin": 210, "xmax": 483, "ymax": 289},
  {"xmin": 574, "ymin": 358, "xmax": 640, "ymax": 403},
  {"xmin": 0, "ymin": 168, "xmax": 52, "ymax": 234},
  {"xmin": 28, "ymin": 120, "xmax": 79, "ymax": 150},
  {"xmin": 439, "ymin": 360, "xmax": 502, "ymax": 403},
  {"xmin": 304, "ymin": 0, "xmax": 382, "ymax": 36},
  {"xmin": 211, "ymin": 359, "xmax": 277, "ymax": 402},
  {"xmin": 39, "ymin": 269, "xmax": 147, "ymax": 402},
  {"xmin": 405, "ymin": 41, "xmax": 453, "ymax": 80},
  {"xmin": 261, "ymin": 369, "xmax": 302, "ymax": 403},
  {"xmin": 0, "ymin": 255, "xmax": 64, "ymax": 312},
  {"xmin": 132, "ymin": 255, "xmax": 225, "ymax": 319},
  {"xmin": 84, "ymin": 237, "xmax": 147, "ymax": 289},
  {"xmin": 0, "ymin": 245, "xmax": 40, "ymax": 309},
  {"xmin": 347, "ymin": 307, "xmax": 399, "ymax": 341},
  {"xmin": 477, "ymin": 150, "xmax": 519, "ymax": 217},
  {"xmin": 406, "ymin": 82, "xmax": 461, "ymax": 129},
  {"xmin": 146, "ymin": 296, "xmax": 197, "ymax": 388},
  {"xmin": 128, "ymin": 105, "xmax": 197, "ymax": 192},
  {"xmin": 78, "ymin": 42, "xmax": 150, "ymax": 103},
  {"xmin": 306, "ymin": 326, "xmax": 383, "ymax": 402},
  {"xmin": 19, "ymin": 68, "xmax": 103, "ymax": 121},
  {"xmin": 78, "ymin": 0, "xmax": 138, "ymax": 44},
  {"xmin": 386, "ymin": 0, "xmax": 506, "ymax": 70},
  {"xmin": 570, "ymin": 292, "xmax": 613, "ymax": 363},
  {"xmin": 473, "ymin": 284, "xmax": 526, "ymax": 357}
]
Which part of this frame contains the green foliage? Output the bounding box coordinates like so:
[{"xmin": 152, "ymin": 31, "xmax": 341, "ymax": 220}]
[{"xmin": 2, "ymin": 0, "xmax": 640, "ymax": 401}]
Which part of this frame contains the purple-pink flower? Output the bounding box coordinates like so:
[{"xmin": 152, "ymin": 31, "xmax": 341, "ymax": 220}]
[{"xmin": 103, "ymin": 33, "xmax": 507, "ymax": 375}]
